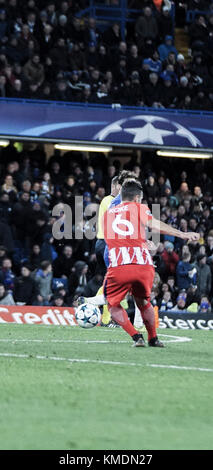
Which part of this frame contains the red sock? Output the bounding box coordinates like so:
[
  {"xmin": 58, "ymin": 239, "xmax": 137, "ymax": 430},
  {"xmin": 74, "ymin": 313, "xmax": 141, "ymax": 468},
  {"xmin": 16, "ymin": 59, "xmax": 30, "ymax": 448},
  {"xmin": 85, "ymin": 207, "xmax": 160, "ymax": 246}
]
[
  {"xmin": 109, "ymin": 305, "xmax": 139, "ymax": 338},
  {"xmin": 138, "ymin": 302, "xmax": 157, "ymax": 341}
]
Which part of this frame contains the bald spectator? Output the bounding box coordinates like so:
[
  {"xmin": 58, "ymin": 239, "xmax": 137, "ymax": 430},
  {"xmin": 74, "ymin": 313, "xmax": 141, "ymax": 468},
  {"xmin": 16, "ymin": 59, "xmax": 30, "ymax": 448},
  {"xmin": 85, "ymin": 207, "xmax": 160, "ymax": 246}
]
[{"xmin": 135, "ymin": 6, "xmax": 158, "ymax": 50}]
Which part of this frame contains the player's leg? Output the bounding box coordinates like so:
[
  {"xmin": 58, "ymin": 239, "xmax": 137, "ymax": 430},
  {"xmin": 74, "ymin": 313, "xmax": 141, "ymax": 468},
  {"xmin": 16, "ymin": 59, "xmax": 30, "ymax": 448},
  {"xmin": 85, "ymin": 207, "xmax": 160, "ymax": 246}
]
[
  {"xmin": 133, "ymin": 298, "xmax": 144, "ymax": 329},
  {"xmin": 134, "ymin": 297, "xmax": 164, "ymax": 347},
  {"xmin": 108, "ymin": 303, "xmax": 146, "ymax": 346},
  {"xmin": 104, "ymin": 266, "xmax": 146, "ymax": 346},
  {"xmin": 77, "ymin": 293, "xmax": 106, "ymax": 306},
  {"xmin": 95, "ymin": 239, "xmax": 107, "ymax": 276},
  {"xmin": 132, "ymin": 266, "xmax": 164, "ymax": 347}
]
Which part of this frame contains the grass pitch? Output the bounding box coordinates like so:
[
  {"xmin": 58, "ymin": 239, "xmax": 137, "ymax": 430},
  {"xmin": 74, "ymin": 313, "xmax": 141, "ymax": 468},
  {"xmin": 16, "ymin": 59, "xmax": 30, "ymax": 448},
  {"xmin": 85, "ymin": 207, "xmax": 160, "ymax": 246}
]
[{"xmin": 0, "ymin": 324, "xmax": 212, "ymax": 450}]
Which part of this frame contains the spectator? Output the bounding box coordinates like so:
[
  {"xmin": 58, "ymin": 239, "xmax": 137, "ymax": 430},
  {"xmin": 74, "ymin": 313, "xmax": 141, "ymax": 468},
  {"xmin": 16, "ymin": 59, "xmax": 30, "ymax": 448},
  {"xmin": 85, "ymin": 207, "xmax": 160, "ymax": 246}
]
[
  {"xmin": 157, "ymin": 5, "xmax": 173, "ymax": 42},
  {"xmin": 13, "ymin": 264, "xmax": 39, "ymax": 304},
  {"xmin": 158, "ymin": 35, "xmax": 178, "ymax": 61},
  {"xmin": 0, "ymin": 258, "xmax": 16, "ymax": 291},
  {"xmin": 176, "ymin": 252, "xmax": 197, "ymax": 290},
  {"xmin": 159, "ymin": 290, "xmax": 174, "ymax": 311},
  {"xmin": 69, "ymin": 260, "xmax": 89, "ymax": 297},
  {"xmin": 144, "ymin": 174, "xmax": 159, "ymax": 204},
  {"xmin": 68, "ymin": 42, "xmax": 87, "ymax": 72},
  {"xmin": 198, "ymin": 295, "xmax": 211, "ymax": 313},
  {"xmin": 84, "ymin": 17, "xmax": 100, "ymax": 46},
  {"xmin": 30, "ymin": 244, "xmax": 42, "ymax": 270},
  {"xmin": 167, "ymin": 275, "xmax": 178, "ymax": 301},
  {"xmin": 135, "ymin": 6, "xmax": 158, "ymax": 50},
  {"xmin": 161, "ymin": 241, "xmax": 179, "ymax": 276},
  {"xmin": 40, "ymin": 233, "xmax": 58, "ymax": 263},
  {"xmin": 34, "ymin": 260, "xmax": 53, "ymax": 305},
  {"xmin": 171, "ymin": 293, "xmax": 188, "ymax": 312},
  {"xmin": 196, "ymin": 253, "xmax": 212, "ymax": 296},
  {"xmin": 38, "ymin": 23, "xmax": 55, "ymax": 59},
  {"xmin": 188, "ymin": 15, "xmax": 209, "ymax": 53},
  {"xmin": 53, "ymin": 245, "xmax": 74, "ymax": 278},
  {"xmin": 0, "ymin": 245, "xmax": 7, "ymax": 267},
  {"xmin": 23, "ymin": 54, "xmax": 45, "ymax": 87},
  {"xmin": 186, "ymin": 284, "xmax": 201, "ymax": 308},
  {"xmin": 127, "ymin": 44, "xmax": 141, "ymax": 73},
  {"xmin": 0, "ymin": 192, "xmax": 13, "ymax": 223},
  {"xmin": 49, "ymin": 37, "xmax": 68, "ymax": 72},
  {"xmin": 1, "ymin": 175, "xmax": 17, "ymax": 202},
  {"xmin": 83, "ymin": 273, "xmax": 103, "ymax": 297},
  {"xmin": 144, "ymin": 72, "xmax": 163, "ymax": 107},
  {"xmin": 51, "ymin": 292, "xmax": 67, "ymax": 307},
  {"xmin": 206, "ymin": 232, "xmax": 213, "ymax": 257},
  {"xmin": 0, "ymin": 282, "xmax": 15, "ymax": 305},
  {"xmin": 0, "ymin": 8, "xmax": 9, "ymax": 43},
  {"xmin": 0, "ymin": 220, "xmax": 15, "ymax": 254},
  {"xmin": 11, "ymin": 191, "xmax": 31, "ymax": 242},
  {"xmin": 68, "ymin": 16, "xmax": 84, "ymax": 46},
  {"xmin": 160, "ymin": 74, "xmax": 177, "ymax": 107},
  {"xmin": 102, "ymin": 22, "xmax": 122, "ymax": 49}
]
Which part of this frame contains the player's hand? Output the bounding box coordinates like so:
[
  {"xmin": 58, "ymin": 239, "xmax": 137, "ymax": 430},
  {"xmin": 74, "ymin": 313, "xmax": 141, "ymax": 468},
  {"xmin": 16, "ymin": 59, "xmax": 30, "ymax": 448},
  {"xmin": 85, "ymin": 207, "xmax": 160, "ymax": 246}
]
[{"xmin": 182, "ymin": 232, "xmax": 200, "ymax": 242}]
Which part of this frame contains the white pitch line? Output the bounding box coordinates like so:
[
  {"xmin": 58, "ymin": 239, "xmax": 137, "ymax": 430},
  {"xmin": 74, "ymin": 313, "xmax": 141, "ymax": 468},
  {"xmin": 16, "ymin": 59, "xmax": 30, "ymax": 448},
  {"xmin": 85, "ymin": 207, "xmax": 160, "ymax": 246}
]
[
  {"xmin": 0, "ymin": 352, "xmax": 212, "ymax": 373},
  {"xmin": 0, "ymin": 334, "xmax": 192, "ymax": 344},
  {"xmin": 0, "ymin": 339, "xmax": 128, "ymax": 344}
]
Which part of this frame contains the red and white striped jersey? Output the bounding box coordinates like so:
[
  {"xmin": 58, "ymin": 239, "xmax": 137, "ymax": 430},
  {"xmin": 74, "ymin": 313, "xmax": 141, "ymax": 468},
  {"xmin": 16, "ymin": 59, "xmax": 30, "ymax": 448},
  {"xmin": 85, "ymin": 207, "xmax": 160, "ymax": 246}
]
[{"xmin": 103, "ymin": 201, "xmax": 154, "ymax": 268}]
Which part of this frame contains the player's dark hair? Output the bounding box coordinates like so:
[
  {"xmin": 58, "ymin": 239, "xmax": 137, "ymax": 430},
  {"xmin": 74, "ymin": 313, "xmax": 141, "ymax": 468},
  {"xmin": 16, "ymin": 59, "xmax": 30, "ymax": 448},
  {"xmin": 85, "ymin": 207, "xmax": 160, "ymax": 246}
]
[
  {"xmin": 121, "ymin": 179, "xmax": 143, "ymax": 201},
  {"xmin": 117, "ymin": 170, "xmax": 137, "ymax": 186}
]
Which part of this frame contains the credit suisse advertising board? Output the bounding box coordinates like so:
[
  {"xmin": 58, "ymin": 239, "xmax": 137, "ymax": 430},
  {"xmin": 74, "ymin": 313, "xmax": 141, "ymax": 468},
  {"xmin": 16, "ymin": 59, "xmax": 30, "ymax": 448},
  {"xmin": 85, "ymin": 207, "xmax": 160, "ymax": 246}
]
[{"xmin": 0, "ymin": 306, "xmax": 212, "ymax": 330}]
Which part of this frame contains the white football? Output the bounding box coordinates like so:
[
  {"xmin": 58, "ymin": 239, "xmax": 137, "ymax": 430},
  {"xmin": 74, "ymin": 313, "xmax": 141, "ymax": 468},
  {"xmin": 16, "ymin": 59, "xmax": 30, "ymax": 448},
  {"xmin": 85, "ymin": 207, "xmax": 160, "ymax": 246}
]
[{"xmin": 75, "ymin": 303, "xmax": 101, "ymax": 329}]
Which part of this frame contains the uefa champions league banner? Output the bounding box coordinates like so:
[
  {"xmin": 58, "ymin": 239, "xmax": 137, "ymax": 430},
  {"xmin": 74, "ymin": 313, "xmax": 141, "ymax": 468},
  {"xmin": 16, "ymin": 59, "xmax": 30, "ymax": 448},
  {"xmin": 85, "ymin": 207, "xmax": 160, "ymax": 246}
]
[{"xmin": 0, "ymin": 99, "xmax": 213, "ymax": 148}]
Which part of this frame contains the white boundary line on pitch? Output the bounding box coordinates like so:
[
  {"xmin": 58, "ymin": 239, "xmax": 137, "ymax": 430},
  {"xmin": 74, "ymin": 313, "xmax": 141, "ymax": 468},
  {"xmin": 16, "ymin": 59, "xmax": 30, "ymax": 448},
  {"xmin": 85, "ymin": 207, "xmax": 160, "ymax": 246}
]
[
  {"xmin": 0, "ymin": 352, "xmax": 212, "ymax": 373},
  {"xmin": 0, "ymin": 334, "xmax": 192, "ymax": 344}
]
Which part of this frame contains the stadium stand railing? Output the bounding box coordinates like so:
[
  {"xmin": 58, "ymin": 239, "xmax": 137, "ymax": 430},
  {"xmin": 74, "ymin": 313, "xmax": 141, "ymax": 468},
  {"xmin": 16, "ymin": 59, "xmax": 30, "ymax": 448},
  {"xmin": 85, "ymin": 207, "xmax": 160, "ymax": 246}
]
[
  {"xmin": 76, "ymin": 0, "xmax": 176, "ymax": 40},
  {"xmin": 186, "ymin": 9, "xmax": 211, "ymax": 23}
]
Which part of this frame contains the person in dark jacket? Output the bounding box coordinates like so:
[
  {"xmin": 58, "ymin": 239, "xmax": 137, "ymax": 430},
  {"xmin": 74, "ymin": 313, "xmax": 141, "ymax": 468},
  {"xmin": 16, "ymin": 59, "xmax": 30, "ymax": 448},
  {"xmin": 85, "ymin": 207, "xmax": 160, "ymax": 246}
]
[
  {"xmin": 176, "ymin": 252, "xmax": 196, "ymax": 290},
  {"xmin": 144, "ymin": 175, "xmax": 159, "ymax": 204},
  {"xmin": 144, "ymin": 72, "xmax": 163, "ymax": 107},
  {"xmin": 53, "ymin": 244, "xmax": 74, "ymax": 278},
  {"xmin": 69, "ymin": 260, "xmax": 89, "ymax": 297},
  {"xmin": 0, "ymin": 257, "xmax": 16, "ymax": 291},
  {"xmin": 40, "ymin": 233, "xmax": 58, "ymax": 263},
  {"xmin": 135, "ymin": 6, "xmax": 158, "ymax": 49},
  {"xmin": 83, "ymin": 273, "xmax": 103, "ymax": 297},
  {"xmin": 196, "ymin": 254, "xmax": 212, "ymax": 296},
  {"xmin": 13, "ymin": 264, "xmax": 39, "ymax": 304},
  {"xmin": 30, "ymin": 244, "xmax": 42, "ymax": 270},
  {"xmin": 11, "ymin": 192, "xmax": 32, "ymax": 241},
  {"xmin": 157, "ymin": 6, "xmax": 173, "ymax": 43},
  {"xmin": 0, "ymin": 192, "xmax": 13, "ymax": 224}
]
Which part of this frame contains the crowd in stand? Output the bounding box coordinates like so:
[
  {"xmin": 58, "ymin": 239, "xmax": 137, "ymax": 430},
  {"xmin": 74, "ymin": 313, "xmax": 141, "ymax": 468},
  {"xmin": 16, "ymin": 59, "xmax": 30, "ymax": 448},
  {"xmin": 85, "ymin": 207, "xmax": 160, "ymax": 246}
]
[
  {"xmin": 0, "ymin": 1, "xmax": 213, "ymax": 109},
  {"xmin": 0, "ymin": 142, "xmax": 212, "ymax": 314}
]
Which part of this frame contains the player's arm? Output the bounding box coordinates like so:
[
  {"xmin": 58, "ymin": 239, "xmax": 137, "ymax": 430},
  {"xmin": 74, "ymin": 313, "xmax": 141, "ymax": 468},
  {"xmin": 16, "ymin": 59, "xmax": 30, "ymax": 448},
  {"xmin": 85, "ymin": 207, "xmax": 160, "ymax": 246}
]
[{"xmin": 147, "ymin": 217, "xmax": 200, "ymax": 242}]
